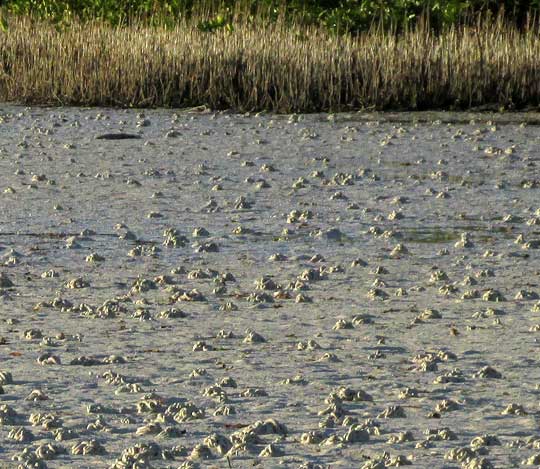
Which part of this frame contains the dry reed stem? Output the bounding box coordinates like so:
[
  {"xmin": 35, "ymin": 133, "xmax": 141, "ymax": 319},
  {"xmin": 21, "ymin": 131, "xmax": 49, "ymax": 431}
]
[{"xmin": 0, "ymin": 15, "xmax": 539, "ymax": 111}]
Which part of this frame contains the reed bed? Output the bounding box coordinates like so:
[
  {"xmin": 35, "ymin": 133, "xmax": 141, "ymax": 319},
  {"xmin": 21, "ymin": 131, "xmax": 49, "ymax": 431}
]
[{"xmin": 1, "ymin": 15, "xmax": 540, "ymax": 111}]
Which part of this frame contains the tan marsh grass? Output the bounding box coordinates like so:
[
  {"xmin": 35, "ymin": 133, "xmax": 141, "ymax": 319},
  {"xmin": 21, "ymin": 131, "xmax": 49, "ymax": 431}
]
[{"xmin": 1, "ymin": 15, "xmax": 540, "ymax": 111}]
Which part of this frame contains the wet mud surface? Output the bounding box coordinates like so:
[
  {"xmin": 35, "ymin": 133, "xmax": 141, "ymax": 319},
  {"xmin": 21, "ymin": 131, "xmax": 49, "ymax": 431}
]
[{"xmin": 1, "ymin": 106, "xmax": 540, "ymax": 468}]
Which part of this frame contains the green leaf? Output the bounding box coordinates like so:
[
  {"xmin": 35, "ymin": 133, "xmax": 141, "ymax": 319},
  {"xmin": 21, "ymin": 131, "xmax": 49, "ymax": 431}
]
[{"xmin": 0, "ymin": 15, "xmax": 8, "ymax": 32}]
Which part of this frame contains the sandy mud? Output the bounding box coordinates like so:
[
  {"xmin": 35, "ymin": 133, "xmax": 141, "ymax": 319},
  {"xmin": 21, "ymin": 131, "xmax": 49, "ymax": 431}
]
[{"xmin": 0, "ymin": 106, "xmax": 540, "ymax": 468}]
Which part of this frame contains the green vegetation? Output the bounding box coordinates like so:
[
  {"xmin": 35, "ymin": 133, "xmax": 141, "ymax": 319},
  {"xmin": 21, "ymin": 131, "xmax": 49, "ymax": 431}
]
[
  {"xmin": 1, "ymin": 2, "xmax": 540, "ymax": 111},
  {"xmin": 1, "ymin": 1, "xmax": 540, "ymax": 32}
]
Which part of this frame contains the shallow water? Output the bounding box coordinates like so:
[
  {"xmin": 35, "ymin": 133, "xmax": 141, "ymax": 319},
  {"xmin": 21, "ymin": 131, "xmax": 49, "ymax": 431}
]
[{"xmin": 1, "ymin": 106, "xmax": 540, "ymax": 468}]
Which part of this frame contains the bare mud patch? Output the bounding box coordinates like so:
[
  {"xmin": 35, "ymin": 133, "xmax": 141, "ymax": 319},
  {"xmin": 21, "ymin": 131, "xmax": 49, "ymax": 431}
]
[{"xmin": 0, "ymin": 106, "xmax": 540, "ymax": 468}]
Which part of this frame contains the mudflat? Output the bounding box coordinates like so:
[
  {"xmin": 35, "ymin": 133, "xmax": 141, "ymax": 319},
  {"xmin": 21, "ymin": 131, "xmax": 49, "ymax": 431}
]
[{"xmin": 1, "ymin": 106, "xmax": 540, "ymax": 468}]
